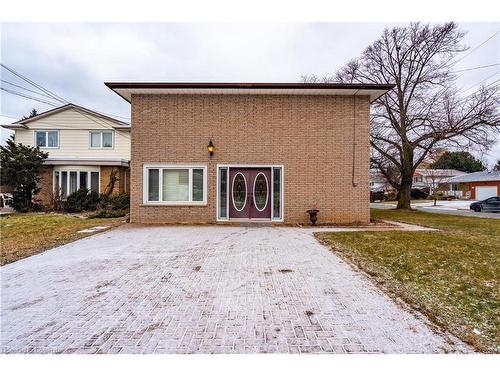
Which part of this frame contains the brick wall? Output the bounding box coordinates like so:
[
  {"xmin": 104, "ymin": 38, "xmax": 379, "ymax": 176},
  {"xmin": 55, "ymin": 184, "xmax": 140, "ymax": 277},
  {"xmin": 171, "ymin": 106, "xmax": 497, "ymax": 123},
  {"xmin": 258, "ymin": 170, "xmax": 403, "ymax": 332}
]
[
  {"xmin": 100, "ymin": 166, "xmax": 130, "ymax": 195},
  {"xmin": 130, "ymin": 94, "xmax": 371, "ymax": 224},
  {"xmin": 35, "ymin": 165, "xmax": 54, "ymax": 208}
]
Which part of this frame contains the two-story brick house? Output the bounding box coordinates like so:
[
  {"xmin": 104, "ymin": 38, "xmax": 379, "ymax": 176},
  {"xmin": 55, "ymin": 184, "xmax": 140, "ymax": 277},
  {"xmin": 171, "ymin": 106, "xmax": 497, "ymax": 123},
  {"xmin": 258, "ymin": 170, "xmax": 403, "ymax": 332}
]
[
  {"xmin": 3, "ymin": 103, "xmax": 130, "ymax": 207},
  {"xmin": 106, "ymin": 82, "xmax": 393, "ymax": 225}
]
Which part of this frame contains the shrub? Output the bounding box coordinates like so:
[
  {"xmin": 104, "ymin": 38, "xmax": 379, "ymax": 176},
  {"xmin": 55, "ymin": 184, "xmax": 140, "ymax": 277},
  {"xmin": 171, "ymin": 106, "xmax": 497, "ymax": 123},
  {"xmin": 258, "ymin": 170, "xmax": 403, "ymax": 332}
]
[
  {"xmin": 89, "ymin": 208, "xmax": 128, "ymax": 218},
  {"xmin": 64, "ymin": 188, "xmax": 100, "ymax": 213},
  {"xmin": 0, "ymin": 137, "xmax": 48, "ymax": 212},
  {"xmin": 99, "ymin": 192, "xmax": 130, "ymax": 210},
  {"xmin": 50, "ymin": 190, "xmax": 65, "ymax": 212}
]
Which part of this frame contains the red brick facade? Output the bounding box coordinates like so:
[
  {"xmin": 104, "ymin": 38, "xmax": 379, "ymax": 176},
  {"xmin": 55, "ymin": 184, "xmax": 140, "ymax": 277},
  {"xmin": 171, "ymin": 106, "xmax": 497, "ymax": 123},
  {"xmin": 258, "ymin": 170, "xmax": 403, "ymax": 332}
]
[{"xmin": 130, "ymin": 94, "xmax": 371, "ymax": 224}]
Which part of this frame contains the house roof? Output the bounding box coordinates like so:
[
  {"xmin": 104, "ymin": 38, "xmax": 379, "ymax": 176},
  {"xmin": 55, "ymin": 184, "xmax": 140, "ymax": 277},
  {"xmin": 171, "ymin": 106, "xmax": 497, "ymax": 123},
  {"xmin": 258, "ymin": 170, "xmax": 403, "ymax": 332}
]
[
  {"xmin": 2, "ymin": 103, "xmax": 130, "ymax": 129},
  {"xmin": 447, "ymin": 170, "xmax": 500, "ymax": 183},
  {"xmin": 414, "ymin": 168, "xmax": 464, "ymax": 177},
  {"xmin": 105, "ymin": 82, "xmax": 395, "ymax": 103}
]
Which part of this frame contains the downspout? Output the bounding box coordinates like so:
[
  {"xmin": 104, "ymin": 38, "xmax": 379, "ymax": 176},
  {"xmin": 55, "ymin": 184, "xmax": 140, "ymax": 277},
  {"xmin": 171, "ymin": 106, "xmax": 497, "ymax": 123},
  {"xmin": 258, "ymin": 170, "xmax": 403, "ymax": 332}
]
[{"xmin": 352, "ymin": 91, "xmax": 359, "ymax": 187}]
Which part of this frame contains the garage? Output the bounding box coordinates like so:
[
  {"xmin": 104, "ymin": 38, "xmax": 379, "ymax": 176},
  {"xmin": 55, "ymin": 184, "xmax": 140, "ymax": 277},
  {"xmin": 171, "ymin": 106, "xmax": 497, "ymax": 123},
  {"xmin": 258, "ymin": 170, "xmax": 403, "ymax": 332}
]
[
  {"xmin": 476, "ymin": 186, "xmax": 498, "ymax": 200},
  {"xmin": 447, "ymin": 170, "xmax": 500, "ymax": 201}
]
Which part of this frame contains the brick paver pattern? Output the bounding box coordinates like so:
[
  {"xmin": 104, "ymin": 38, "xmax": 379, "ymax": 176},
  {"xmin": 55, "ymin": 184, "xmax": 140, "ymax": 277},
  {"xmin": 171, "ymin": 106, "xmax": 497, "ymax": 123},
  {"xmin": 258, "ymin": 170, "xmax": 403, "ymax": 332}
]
[{"xmin": 1, "ymin": 226, "xmax": 472, "ymax": 354}]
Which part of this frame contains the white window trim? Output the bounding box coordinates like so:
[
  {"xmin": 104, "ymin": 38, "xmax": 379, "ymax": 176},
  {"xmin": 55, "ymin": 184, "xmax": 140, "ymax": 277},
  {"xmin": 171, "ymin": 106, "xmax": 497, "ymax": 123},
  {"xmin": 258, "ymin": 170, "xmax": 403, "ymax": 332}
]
[
  {"xmin": 53, "ymin": 168, "xmax": 100, "ymax": 197},
  {"xmin": 89, "ymin": 130, "xmax": 114, "ymax": 149},
  {"xmin": 34, "ymin": 130, "xmax": 60, "ymax": 149},
  {"xmin": 216, "ymin": 164, "xmax": 284, "ymax": 222},
  {"xmin": 142, "ymin": 164, "xmax": 207, "ymax": 206}
]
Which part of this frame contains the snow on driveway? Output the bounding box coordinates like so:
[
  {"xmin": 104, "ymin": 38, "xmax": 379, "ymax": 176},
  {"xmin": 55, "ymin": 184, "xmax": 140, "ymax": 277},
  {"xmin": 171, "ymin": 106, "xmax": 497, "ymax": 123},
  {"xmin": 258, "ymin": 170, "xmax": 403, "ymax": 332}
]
[{"xmin": 1, "ymin": 225, "xmax": 472, "ymax": 354}]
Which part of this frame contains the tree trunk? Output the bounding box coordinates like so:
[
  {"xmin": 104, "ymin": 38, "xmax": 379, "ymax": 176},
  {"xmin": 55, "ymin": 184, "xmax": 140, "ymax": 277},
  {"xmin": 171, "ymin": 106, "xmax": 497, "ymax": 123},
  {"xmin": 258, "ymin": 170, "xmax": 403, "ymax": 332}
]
[
  {"xmin": 396, "ymin": 142, "xmax": 414, "ymax": 210},
  {"xmin": 396, "ymin": 182, "xmax": 412, "ymax": 209},
  {"xmin": 25, "ymin": 186, "xmax": 33, "ymax": 211},
  {"xmin": 396, "ymin": 165, "xmax": 413, "ymax": 209}
]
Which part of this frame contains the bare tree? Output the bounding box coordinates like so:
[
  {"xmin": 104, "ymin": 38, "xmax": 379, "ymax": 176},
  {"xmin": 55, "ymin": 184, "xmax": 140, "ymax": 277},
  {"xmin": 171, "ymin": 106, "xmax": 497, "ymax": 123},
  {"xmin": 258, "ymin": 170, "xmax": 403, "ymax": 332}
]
[
  {"xmin": 302, "ymin": 22, "xmax": 500, "ymax": 209},
  {"xmin": 494, "ymin": 160, "xmax": 500, "ymax": 171},
  {"xmin": 420, "ymin": 168, "xmax": 459, "ymax": 206}
]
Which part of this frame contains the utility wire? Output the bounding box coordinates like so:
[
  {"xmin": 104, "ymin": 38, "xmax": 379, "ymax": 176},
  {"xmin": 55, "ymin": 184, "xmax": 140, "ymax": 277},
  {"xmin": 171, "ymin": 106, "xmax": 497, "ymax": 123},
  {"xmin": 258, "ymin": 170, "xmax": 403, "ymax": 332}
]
[
  {"xmin": 458, "ymin": 70, "xmax": 500, "ymax": 95},
  {"xmin": 1, "ymin": 64, "xmax": 130, "ymax": 123},
  {"xmin": 451, "ymin": 30, "xmax": 500, "ymax": 66},
  {"xmin": 1, "ymin": 79, "xmax": 58, "ymax": 100},
  {"xmin": 0, "ymin": 63, "xmax": 67, "ymax": 104},
  {"xmin": 453, "ymin": 63, "xmax": 500, "ymax": 73},
  {"xmin": 1, "ymin": 87, "xmax": 60, "ymax": 107}
]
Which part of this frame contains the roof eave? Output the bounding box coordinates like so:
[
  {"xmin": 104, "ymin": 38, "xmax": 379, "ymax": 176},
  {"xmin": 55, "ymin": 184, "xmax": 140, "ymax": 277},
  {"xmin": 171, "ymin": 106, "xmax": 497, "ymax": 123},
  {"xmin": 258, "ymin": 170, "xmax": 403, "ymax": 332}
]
[
  {"xmin": 1, "ymin": 124, "xmax": 28, "ymax": 129},
  {"xmin": 105, "ymin": 82, "xmax": 395, "ymax": 104},
  {"xmin": 44, "ymin": 158, "xmax": 130, "ymax": 167}
]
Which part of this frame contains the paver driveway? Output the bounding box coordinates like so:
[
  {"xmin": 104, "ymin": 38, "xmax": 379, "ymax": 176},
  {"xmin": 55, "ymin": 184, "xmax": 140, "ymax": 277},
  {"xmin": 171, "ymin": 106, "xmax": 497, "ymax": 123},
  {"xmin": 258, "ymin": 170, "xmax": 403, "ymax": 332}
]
[{"xmin": 1, "ymin": 225, "xmax": 471, "ymax": 354}]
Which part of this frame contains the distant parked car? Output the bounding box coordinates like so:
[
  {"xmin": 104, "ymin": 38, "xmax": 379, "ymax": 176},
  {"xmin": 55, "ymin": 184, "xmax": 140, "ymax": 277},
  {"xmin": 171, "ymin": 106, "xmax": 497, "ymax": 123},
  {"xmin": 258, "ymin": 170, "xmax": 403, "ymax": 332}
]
[{"xmin": 470, "ymin": 196, "xmax": 500, "ymax": 212}]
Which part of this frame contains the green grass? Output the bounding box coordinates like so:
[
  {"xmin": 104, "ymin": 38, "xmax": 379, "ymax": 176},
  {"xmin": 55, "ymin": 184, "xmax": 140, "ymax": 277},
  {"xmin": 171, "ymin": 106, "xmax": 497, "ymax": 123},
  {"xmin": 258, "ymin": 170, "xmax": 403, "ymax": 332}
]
[
  {"xmin": 316, "ymin": 209, "xmax": 500, "ymax": 353},
  {"xmin": 0, "ymin": 213, "xmax": 124, "ymax": 265},
  {"xmin": 376, "ymin": 199, "xmax": 433, "ymax": 204}
]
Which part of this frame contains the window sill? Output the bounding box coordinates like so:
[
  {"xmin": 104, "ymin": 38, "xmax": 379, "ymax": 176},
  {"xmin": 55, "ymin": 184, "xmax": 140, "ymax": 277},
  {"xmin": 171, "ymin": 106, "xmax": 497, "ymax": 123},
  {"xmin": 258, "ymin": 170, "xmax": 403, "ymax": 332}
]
[{"xmin": 140, "ymin": 202, "xmax": 207, "ymax": 207}]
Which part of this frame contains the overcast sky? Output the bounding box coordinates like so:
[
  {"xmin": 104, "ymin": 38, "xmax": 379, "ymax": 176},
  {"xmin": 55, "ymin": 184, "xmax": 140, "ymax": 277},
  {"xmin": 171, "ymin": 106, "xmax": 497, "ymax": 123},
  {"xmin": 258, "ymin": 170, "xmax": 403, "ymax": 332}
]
[{"xmin": 1, "ymin": 22, "xmax": 499, "ymax": 166}]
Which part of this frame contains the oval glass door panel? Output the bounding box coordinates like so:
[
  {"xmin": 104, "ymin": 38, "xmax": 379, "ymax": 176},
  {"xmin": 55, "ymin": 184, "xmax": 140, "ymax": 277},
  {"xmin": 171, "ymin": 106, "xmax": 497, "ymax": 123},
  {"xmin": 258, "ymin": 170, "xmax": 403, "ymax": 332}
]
[
  {"xmin": 232, "ymin": 173, "xmax": 247, "ymax": 211},
  {"xmin": 253, "ymin": 173, "xmax": 268, "ymax": 211}
]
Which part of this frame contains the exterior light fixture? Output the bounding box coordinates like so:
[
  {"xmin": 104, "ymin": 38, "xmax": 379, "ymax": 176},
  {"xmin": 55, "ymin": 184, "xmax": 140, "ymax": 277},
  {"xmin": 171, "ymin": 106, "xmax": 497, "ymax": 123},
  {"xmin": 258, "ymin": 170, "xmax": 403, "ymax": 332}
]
[{"xmin": 207, "ymin": 140, "xmax": 215, "ymax": 158}]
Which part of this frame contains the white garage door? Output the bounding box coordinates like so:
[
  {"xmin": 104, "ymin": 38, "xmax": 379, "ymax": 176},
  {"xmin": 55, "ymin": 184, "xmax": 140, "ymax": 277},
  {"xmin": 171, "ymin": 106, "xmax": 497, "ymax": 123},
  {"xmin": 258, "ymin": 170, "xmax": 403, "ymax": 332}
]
[{"xmin": 476, "ymin": 186, "xmax": 498, "ymax": 200}]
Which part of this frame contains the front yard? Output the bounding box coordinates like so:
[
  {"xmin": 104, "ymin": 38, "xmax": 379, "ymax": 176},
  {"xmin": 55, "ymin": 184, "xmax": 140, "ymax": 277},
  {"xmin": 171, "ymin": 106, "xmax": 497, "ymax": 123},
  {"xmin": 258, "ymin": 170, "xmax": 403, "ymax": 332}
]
[
  {"xmin": 0, "ymin": 213, "xmax": 125, "ymax": 265},
  {"xmin": 316, "ymin": 209, "xmax": 500, "ymax": 353}
]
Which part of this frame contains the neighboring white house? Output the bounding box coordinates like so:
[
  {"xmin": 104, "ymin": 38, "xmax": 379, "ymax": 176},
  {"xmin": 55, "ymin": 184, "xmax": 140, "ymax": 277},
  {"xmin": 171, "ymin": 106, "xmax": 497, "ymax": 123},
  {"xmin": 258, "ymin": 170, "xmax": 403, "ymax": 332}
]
[
  {"xmin": 2, "ymin": 103, "xmax": 131, "ymax": 206},
  {"xmin": 369, "ymin": 168, "xmax": 466, "ymax": 198},
  {"xmin": 369, "ymin": 170, "xmax": 394, "ymax": 193},
  {"xmin": 412, "ymin": 168, "xmax": 465, "ymax": 197}
]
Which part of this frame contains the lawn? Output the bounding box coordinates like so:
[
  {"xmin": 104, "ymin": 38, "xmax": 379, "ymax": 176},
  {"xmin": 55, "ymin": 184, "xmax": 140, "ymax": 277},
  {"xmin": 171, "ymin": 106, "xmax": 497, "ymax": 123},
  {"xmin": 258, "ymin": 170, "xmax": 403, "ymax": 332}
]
[
  {"xmin": 316, "ymin": 209, "xmax": 500, "ymax": 353},
  {"xmin": 0, "ymin": 213, "xmax": 125, "ymax": 265},
  {"xmin": 375, "ymin": 199, "xmax": 433, "ymax": 205}
]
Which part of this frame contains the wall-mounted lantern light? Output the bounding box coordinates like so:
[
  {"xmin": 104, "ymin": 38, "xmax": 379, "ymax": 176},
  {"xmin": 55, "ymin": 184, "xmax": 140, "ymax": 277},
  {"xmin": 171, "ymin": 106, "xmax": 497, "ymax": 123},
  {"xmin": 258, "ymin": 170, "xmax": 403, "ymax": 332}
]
[{"xmin": 207, "ymin": 140, "xmax": 215, "ymax": 158}]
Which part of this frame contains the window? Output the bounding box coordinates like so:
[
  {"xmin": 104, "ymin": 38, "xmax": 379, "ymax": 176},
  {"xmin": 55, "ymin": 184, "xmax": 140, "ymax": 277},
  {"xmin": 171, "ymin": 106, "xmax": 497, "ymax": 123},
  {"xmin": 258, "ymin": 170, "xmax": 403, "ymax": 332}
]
[
  {"xmin": 54, "ymin": 169, "xmax": 99, "ymax": 198},
  {"xmin": 69, "ymin": 171, "xmax": 77, "ymax": 194},
  {"xmin": 273, "ymin": 167, "xmax": 282, "ymax": 219},
  {"xmin": 35, "ymin": 131, "xmax": 59, "ymax": 148},
  {"xmin": 89, "ymin": 131, "xmax": 113, "ymax": 148},
  {"xmin": 144, "ymin": 165, "xmax": 207, "ymax": 204},
  {"xmin": 79, "ymin": 171, "xmax": 88, "ymax": 190},
  {"xmin": 218, "ymin": 168, "xmax": 228, "ymax": 219},
  {"xmin": 90, "ymin": 172, "xmax": 99, "ymax": 192}
]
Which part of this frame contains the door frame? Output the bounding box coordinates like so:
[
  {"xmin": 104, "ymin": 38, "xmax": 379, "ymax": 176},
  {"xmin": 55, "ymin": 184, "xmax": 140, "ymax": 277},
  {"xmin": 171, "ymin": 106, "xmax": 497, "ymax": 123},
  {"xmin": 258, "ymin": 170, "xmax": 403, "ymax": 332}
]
[{"xmin": 216, "ymin": 164, "xmax": 284, "ymax": 222}]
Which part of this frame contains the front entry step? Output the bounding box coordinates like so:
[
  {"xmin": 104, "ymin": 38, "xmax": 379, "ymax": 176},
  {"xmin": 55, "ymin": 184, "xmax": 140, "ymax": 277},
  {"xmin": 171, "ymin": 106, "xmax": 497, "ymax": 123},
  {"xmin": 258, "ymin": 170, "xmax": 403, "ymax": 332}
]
[{"xmin": 239, "ymin": 222, "xmax": 273, "ymax": 227}]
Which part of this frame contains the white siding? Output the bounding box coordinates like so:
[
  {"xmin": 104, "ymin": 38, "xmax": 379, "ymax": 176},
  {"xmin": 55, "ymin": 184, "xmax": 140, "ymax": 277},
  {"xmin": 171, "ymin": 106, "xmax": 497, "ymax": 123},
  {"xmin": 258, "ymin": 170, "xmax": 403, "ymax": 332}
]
[{"xmin": 14, "ymin": 108, "xmax": 130, "ymax": 160}]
